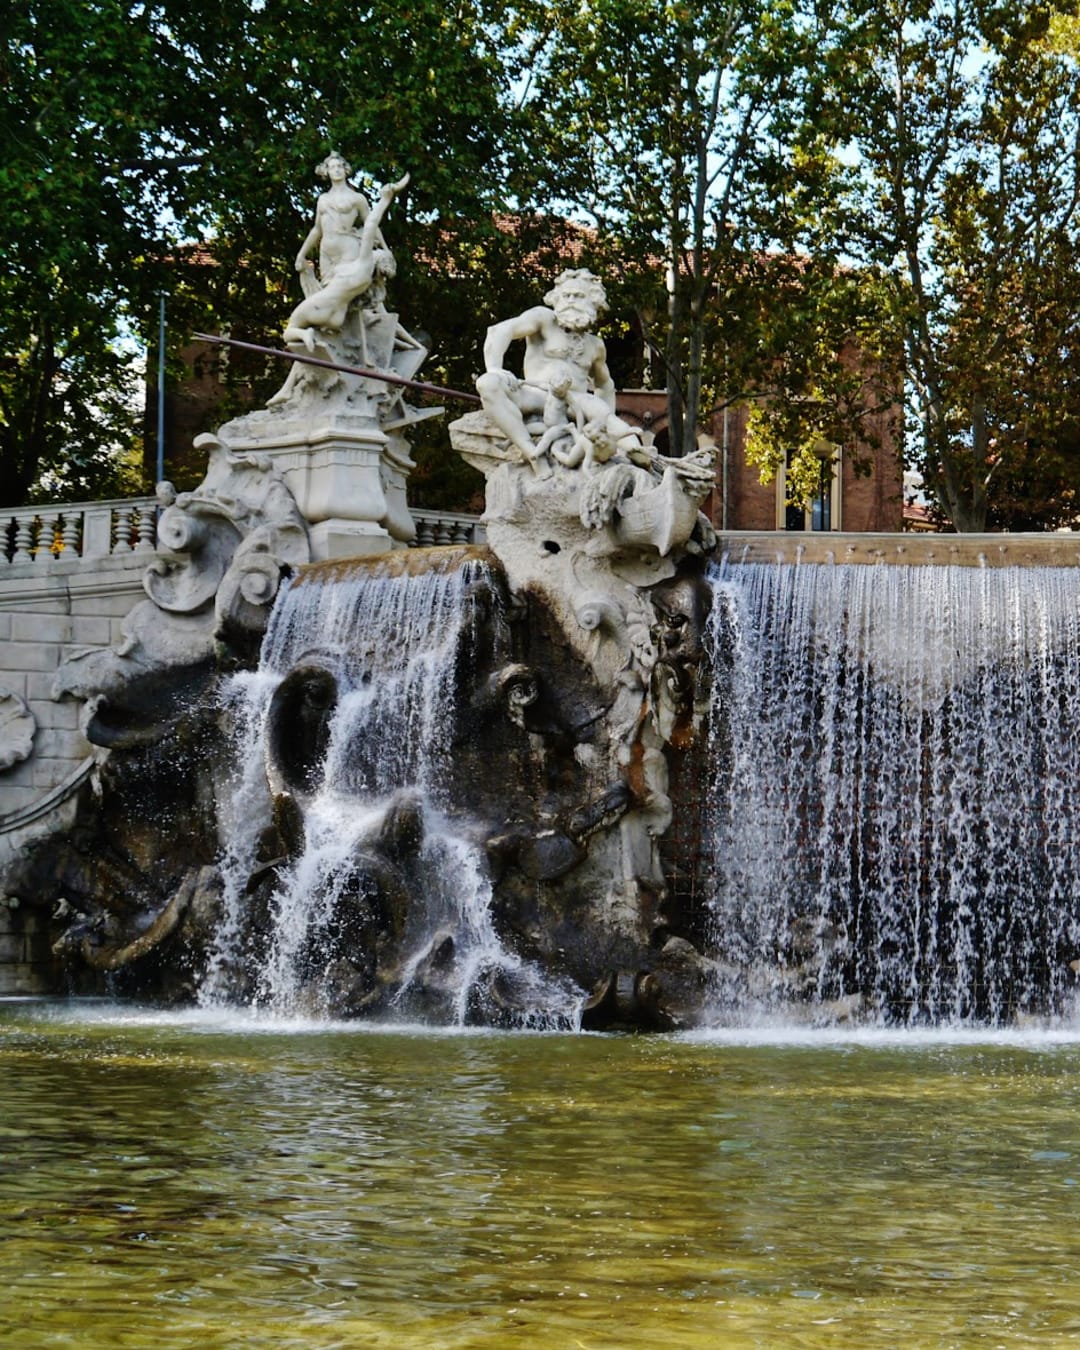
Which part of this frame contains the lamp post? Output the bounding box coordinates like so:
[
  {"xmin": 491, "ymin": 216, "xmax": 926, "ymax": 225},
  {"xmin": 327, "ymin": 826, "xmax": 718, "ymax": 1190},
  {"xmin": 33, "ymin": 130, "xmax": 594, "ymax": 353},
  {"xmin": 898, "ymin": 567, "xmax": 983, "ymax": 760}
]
[{"xmin": 155, "ymin": 294, "xmax": 166, "ymax": 487}]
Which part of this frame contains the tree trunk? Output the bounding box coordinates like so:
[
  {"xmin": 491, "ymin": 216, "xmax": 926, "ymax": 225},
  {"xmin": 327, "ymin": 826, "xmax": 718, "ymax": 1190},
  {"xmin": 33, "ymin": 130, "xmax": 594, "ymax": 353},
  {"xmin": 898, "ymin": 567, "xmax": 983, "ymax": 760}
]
[
  {"xmin": 968, "ymin": 395, "xmax": 989, "ymax": 532},
  {"xmin": 665, "ymin": 267, "xmax": 686, "ymax": 458}
]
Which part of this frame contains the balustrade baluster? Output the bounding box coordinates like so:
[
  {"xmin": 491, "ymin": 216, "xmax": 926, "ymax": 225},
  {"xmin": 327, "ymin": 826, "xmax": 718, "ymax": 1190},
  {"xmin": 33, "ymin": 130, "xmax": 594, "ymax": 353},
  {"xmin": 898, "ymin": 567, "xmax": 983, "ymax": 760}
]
[
  {"xmin": 61, "ymin": 512, "xmax": 82, "ymax": 556},
  {"xmin": 40, "ymin": 512, "xmax": 61, "ymax": 560},
  {"xmin": 112, "ymin": 506, "xmax": 134, "ymax": 554},
  {"xmin": 134, "ymin": 506, "xmax": 156, "ymax": 552},
  {"xmin": 11, "ymin": 518, "xmax": 34, "ymax": 564}
]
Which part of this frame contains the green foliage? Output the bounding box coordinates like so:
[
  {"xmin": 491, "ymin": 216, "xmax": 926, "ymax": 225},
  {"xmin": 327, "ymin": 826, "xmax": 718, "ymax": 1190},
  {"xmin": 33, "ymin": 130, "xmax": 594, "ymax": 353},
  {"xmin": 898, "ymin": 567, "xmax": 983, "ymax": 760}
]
[
  {"xmin": 810, "ymin": 0, "xmax": 1080, "ymax": 531},
  {"xmin": 1, "ymin": 1, "xmax": 165, "ymax": 504},
  {"xmin": 6, "ymin": 0, "xmax": 1080, "ymax": 531},
  {"xmin": 718, "ymin": 255, "xmax": 897, "ymax": 505},
  {"xmin": 505, "ymin": 0, "xmax": 1080, "ymax": 531},
  {"xmin": 1, "ymin": 0, "xmax": 537, "ymax": 507},
  {"xmin": 509, "ymin": 0, "xmax": 882, "ymax": 466}
]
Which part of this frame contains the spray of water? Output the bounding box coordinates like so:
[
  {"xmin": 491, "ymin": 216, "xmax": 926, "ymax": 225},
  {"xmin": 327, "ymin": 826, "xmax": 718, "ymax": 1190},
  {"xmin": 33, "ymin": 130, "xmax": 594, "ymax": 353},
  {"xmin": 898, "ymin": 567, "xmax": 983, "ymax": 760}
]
[
  {"xmin": 197, "ymin": 668, "xmax": 280, "ymax": 1006},
  {"xmin": 202, "ymin": 559, "xmax": 580, "ymax": 1028}
]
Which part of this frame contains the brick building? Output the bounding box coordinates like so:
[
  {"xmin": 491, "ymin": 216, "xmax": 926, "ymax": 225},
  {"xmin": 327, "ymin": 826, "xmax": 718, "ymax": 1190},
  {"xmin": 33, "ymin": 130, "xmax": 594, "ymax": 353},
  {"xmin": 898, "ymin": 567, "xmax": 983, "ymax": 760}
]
[{"xmin": 615, "ymin": 390, "xmax": 904, "ymax": 534}]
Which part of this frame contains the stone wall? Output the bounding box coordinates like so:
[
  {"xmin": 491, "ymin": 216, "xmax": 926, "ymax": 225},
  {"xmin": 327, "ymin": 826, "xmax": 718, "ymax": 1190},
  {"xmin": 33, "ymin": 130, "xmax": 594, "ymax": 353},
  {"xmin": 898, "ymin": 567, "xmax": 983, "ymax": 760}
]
[
  {"xmin": 0, "ymin": 499, "xmax": 158, "ymax": 895},
  {"xmin": 0, "ymin": 559, "xmax": 147, "ymax": 814},
  {"xmin": 713, "ymin": 531, "xmax": 1080, "ymax": 566},
  {"xmin": 0, "ymin": 555, "xmax": 156, "ymax": 996},
  {"xmin": 0, "ymin": 894, "xmax": 54, "ymax": 995}
]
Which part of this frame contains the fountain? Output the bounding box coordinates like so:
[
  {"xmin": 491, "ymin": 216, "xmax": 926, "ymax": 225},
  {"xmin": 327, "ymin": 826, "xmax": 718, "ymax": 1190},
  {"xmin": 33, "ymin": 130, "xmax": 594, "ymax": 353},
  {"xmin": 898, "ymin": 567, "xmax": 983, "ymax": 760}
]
[
  {"xmin": 8, "ymin": 158, "xmax": 1080, "ymax": 1031},
  {"xmin": 6, "ymin": 162, "xmax": 716, "ymax": 1029},
  {"xmin": 200, "ymin": 550, "xmax": 581, "ymax": 1027},
  {"xmin": 706, "ymin": 558, "xmax": 1080, "ymax": 1025}
]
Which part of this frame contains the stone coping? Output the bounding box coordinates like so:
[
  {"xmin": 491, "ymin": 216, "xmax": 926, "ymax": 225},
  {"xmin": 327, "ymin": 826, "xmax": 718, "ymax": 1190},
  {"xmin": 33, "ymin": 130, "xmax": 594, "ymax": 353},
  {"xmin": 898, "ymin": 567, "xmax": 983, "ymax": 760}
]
[
  {"xmin": 716, "ymin": 531, "xmax": 1080, "ymax": 567},
  {"xmin": 294, "ymin": 544, "xmax": 494, "ymax": 585},
  {"xmin": 0, "ymin": 550, "xmax": 149, "ymax": 602}
]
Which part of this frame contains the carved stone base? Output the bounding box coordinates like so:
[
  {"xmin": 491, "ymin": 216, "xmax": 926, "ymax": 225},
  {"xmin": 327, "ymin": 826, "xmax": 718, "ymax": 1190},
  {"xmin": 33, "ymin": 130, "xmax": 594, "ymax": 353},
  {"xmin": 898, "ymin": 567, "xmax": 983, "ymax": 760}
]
[
  {"xmin": 218, "ymin": 421, "xmax": 416, "ymax": 563},
  {"xmin": 309, "ymin": 519, "xmax": 397, "ymax": 559},
  {"xmin": 212, "ymin": 311, "xmax": 429, "ymax": 563},
  {"xmin": 269, "ymin": 430, "xmax": 388, "ymax": 522}
]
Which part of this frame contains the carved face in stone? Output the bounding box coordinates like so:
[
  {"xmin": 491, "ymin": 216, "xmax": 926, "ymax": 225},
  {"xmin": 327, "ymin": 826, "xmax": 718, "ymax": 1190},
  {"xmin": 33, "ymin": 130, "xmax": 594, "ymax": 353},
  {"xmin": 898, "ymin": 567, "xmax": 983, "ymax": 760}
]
[
  {"xmin": 548, "ymin": 274, "xmax": 605, "ymax": 333},
  {"xmin": 651, "ymin": 576, "xmax": 710, "ymax": 669},
  {"xmin": 319, "ymin": 153, "xmax": 351, "ymax": 182}
]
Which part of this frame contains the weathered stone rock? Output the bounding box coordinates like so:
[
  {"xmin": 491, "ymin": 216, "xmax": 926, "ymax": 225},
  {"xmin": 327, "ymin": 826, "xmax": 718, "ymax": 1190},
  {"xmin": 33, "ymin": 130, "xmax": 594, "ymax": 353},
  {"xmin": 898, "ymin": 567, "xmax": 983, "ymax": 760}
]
[{"xmin": 0, "ymin": 690, "xmax": 35, "ymax": 771}]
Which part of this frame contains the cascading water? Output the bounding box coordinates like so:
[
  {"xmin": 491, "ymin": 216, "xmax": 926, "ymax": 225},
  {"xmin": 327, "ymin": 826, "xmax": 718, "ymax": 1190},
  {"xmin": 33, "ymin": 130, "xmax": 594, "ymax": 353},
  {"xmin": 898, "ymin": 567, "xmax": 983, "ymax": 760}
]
[
  {"xmin": 201, "ymin": 554, "xmax": 581, "ymax": 1028},
  {"xmin": 197, "ymin": 667, "xmax": 282, "ymax": 1005},
  {"xmin": 707, "ymin": 559, "xmax": 1080, "ymax": 1025}
]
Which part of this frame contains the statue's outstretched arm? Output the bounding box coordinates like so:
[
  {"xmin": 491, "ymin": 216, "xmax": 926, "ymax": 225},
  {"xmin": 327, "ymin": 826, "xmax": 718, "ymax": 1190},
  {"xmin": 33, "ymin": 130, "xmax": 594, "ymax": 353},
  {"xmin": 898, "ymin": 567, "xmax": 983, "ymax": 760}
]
[{"xmin": 357, "ymin": 173, "xmax": 410, "ymax": 255}]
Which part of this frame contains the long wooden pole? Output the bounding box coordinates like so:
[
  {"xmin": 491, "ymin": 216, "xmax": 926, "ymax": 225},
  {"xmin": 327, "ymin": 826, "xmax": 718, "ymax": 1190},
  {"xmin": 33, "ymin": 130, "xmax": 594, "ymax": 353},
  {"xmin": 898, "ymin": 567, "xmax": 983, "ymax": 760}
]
[{"xmin": 192, "ymin": 332, "xmax": 481, "ymax": 405}]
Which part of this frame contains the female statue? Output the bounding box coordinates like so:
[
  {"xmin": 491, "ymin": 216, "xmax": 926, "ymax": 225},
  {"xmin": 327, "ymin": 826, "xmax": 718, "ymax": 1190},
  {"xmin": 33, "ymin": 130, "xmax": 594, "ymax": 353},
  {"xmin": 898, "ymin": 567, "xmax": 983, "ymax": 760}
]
[
  {"xmin": 282, "ymin": 163, "xmax": 409, "ymax": 350},
  {"xmin": 294, "ymin": 154, "xmax": 376, "ymax": 287}
]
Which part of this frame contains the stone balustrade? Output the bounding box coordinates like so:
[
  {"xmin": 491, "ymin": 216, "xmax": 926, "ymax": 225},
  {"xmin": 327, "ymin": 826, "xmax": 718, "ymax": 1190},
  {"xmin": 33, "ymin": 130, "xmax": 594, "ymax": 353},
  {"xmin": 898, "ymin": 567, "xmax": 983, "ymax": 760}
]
[
  {"xmin": 1, "ymin": 498, "xmax": 487, "ymax": 564},
  {"xmin": 0, "ymin": 497, "xmax": 159, "ymax": 568},
  {"xmin": 409, "ymin": 509, "xmax": 486, "ymax": 548}
]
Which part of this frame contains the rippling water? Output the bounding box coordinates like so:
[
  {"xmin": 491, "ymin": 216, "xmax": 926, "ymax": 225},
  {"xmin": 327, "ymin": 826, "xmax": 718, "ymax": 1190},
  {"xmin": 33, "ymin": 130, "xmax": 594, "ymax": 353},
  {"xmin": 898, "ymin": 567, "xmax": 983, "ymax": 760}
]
[{"xmin": 4, "ymin": 1001, "xmax": 1080, "ymax": 1346}]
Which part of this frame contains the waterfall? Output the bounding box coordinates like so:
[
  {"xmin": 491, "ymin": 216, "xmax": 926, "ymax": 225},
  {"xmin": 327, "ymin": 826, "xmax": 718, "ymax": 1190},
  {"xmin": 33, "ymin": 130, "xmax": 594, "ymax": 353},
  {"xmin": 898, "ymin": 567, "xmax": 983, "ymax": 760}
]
[
  {"xmin": 202, "ymin": 556, "xmax": 581, "ymax": 1028},
  {"xmin": 197, "ymin": 668, "xmax": 281, "ymax": 1005},
  {"xmin": 707, "ymin": 560, "xmax": 1080, "ymax": 1025}
]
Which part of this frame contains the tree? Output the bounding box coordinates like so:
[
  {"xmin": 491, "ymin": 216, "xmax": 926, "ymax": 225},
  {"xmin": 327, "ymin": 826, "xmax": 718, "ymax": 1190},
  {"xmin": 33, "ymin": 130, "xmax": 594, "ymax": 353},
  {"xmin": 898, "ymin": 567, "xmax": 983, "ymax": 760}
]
[
  {"xmin": 0, "ymin": 0, "xmax": 537, "ymax": 506},
  {"xmin": 815, "ymin": 0, "xmax": 1080, "ymax": 531},
  {"xmin": 508, "ymin": 0, "xmax": 890, "ymax": 486},
  {"xmin": 737, "ymin": 259, "xmax": 899, "ymax": 503},
  {"xmin": 0, "ymin": 1, "xmax": 173, "ymax": 504}
]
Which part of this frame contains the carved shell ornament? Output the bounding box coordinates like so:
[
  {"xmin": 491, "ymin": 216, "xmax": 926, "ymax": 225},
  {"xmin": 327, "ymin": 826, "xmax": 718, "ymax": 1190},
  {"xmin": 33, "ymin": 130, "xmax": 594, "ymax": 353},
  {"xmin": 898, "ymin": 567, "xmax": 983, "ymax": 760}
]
[{"xmin": 0, "ymin": 689, "xmax": 36, "ymax": 771}]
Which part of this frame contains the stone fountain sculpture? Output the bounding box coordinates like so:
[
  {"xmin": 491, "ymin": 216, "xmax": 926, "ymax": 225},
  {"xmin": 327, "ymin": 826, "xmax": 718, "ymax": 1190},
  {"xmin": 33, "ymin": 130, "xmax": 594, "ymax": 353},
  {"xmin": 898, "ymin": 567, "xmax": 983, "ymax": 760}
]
[
  {"xmin": 25, "ymin": 159, "xmax": 447, "ymax": 985},
  {"xmin": 52, "ymin": 160, "xmax": 430, "ymax": 745},
  {"xmin": 25, "ymin": 163, "xmax": 723, "ymax": 1030},
  {"xmin": 445, "ymin": 269, "xmax": 719, "ymax": 1025},
  {"xmin": 216, "ymin": 155, "xmax": 438, "ymax": 559}
]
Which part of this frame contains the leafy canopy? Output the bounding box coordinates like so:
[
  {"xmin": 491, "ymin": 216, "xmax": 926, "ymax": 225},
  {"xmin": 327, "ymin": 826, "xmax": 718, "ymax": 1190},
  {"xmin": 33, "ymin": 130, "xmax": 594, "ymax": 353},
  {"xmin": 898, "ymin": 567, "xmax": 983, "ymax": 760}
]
[
  {"xmin": 810, "ymin": 0, "xmax": 1080, "ymax": 530},
  {"xmin": 1, "ymin": 0, "xmax": 528, "ymax": 505},
  {"xmin": 7, "ymin": 0, "xmax": 1080, "ymax": 529}
]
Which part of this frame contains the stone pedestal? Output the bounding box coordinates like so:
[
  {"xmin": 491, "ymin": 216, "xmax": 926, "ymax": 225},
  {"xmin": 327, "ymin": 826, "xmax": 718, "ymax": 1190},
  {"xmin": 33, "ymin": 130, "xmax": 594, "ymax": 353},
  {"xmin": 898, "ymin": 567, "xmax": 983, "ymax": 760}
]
[
  {"xmin": 209, "ymin": 310, "xmax": 437, "ymax": 562},
  {"xmin": 235, "ymin": 422, "xmax": 417, "ymax": 560}
]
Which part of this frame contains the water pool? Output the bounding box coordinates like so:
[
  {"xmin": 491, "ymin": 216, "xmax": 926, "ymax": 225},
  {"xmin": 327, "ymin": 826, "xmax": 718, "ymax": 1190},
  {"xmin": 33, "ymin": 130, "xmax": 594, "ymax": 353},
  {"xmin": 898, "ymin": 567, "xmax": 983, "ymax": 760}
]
[{"xmin": 3, "ymin": 1000, "xmax": 1080, "ymax": 1346}]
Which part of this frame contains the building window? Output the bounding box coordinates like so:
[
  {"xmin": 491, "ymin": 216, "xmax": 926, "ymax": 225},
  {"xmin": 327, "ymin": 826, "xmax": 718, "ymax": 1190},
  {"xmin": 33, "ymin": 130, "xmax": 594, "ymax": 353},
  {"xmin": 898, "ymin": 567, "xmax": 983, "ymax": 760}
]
[{"xmin": 776, "ymin": 443, "xmax": 842, "ymax": 531}]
